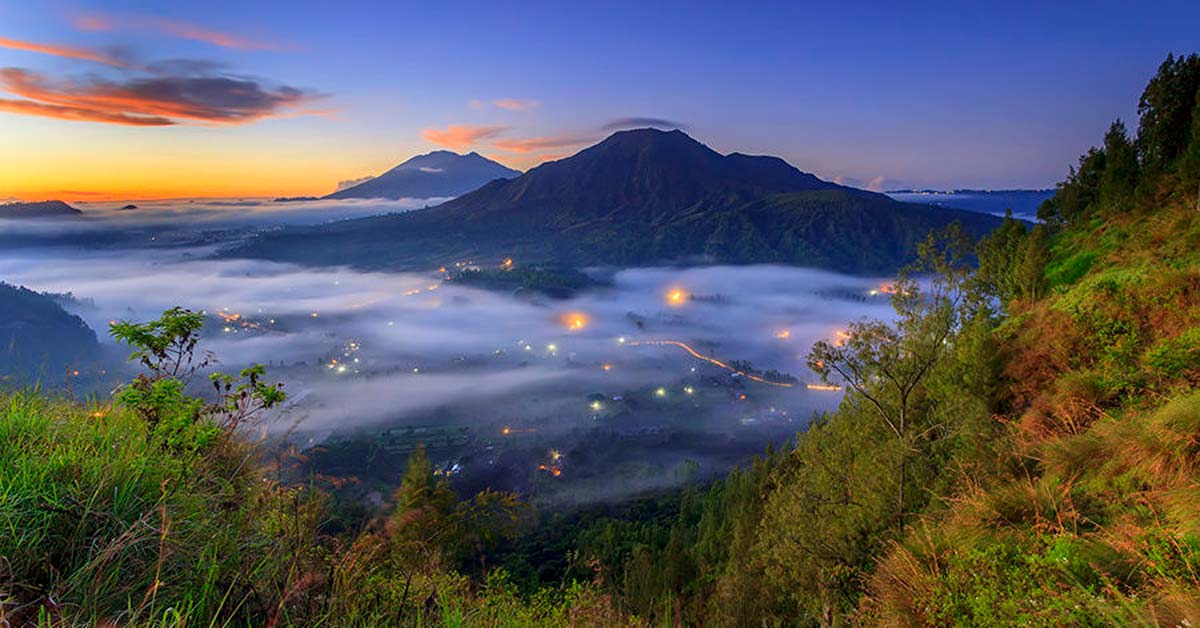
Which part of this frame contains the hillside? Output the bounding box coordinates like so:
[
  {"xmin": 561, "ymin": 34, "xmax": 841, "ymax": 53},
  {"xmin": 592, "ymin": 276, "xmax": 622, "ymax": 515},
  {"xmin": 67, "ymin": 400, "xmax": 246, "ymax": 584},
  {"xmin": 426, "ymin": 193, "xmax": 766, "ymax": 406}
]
[
  {"xmin": 526, "ymin": 53, "xmax": 1200, "ymax": 627},
  {"xmin": 231, "ymin": 129, "xmax": 1002, "ymax": 274},
  {"xmin": 0, "ymin": 282, "xmax": 99, "ymax": 383},
  {"xmin": 0, "ymin": 200, "xmax": 81, "ymax": 219},
  {"xmin": 325, "ymin": 150, "xmax": 520, "ymax": 200}
]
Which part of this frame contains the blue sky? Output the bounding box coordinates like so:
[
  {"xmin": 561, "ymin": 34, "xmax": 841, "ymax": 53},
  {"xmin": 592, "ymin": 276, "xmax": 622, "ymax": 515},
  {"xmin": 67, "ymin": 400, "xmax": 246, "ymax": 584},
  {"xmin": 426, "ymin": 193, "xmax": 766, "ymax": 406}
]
[{"xmin": 1, "ymin": 0, "xmax": 1198, "ymax": 199}]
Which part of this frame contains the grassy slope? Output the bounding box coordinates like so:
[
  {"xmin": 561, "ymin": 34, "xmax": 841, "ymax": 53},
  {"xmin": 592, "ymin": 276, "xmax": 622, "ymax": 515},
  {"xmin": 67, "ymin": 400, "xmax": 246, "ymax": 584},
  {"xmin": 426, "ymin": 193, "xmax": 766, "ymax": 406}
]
[
  {"xmin": 861, "ymin": 195, "xmax": 1200, "ymax": 625},
  {"xmin": 0, "ymin": 392, "xmax": 642, "ymax": 627}
]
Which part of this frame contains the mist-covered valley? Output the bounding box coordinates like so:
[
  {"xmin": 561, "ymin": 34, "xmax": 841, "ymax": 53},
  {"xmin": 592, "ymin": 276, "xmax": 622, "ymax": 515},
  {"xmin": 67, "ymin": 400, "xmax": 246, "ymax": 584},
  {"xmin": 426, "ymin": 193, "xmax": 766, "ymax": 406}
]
[{"xmin": 0, "ymin": 200, "xmax": 896, "ymax": 506}]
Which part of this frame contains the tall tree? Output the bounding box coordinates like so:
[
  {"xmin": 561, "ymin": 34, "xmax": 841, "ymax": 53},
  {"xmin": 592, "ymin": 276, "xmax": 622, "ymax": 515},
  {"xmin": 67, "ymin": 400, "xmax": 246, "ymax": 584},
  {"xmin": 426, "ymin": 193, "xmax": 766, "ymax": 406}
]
[
  {"xmin": 1136, "ymin": 53, "xmax": 1200, "ymax": 176},
  {"xmin": 807, "ymin": 223, "xmax": 972, "ymax": 528}
]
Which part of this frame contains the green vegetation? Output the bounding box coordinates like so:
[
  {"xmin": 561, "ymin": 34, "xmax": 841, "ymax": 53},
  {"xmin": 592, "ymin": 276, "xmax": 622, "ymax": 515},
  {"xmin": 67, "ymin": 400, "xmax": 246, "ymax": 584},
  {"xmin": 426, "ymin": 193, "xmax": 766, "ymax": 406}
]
[{"xmin": 4, "ymin": 54, "xmax": 1200, "ymax": 626}]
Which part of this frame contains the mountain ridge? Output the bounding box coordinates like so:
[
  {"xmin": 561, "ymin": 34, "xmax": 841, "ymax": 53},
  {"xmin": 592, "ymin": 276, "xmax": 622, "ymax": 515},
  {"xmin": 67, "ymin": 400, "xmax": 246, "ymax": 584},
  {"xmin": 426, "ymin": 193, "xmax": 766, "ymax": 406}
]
[
  {"xmin": 0, "ymin": 200, "xmax": 82, "ymax": 219},
  {"xmin": 231, "ymin": 128, "xmax": 1002, "ymax": 274}
]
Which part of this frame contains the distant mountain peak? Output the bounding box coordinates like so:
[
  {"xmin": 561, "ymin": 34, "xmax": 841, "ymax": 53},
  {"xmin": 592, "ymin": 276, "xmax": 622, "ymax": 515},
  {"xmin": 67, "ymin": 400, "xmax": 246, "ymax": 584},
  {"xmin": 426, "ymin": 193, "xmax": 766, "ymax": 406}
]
[
  {"xmin": 0, "ymin": 200, "xmax": 81, "ymax": 219},
  {"xmin": 326, "ymin": 150, "xmax": 520, "ymax": 200}
]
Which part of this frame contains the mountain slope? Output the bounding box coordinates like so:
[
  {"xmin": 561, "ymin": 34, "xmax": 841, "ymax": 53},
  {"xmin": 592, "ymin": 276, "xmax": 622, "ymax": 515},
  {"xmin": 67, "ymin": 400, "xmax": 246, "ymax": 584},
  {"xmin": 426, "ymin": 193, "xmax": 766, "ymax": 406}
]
[
  {"xmin": 0, "ymin": 283, "xmax": 99, "ymax": 383},
  {"xmin": 325, "ymin": 150, "xmax": 520, "ymax": 200},
  {"xmin": 0, "ymin": 200, "xmax": 81, "ymax": 219},
  {"xmin": 231, "ymin": 129, "xmax": 1002, "ymax": 273}
]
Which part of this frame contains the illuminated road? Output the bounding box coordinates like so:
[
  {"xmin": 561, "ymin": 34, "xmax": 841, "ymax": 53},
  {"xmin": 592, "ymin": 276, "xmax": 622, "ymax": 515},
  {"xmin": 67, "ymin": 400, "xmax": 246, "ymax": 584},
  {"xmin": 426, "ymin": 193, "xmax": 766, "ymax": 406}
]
[{"xmin": 626, "ymin": 339, "xmax": 795, "ymax": 388}]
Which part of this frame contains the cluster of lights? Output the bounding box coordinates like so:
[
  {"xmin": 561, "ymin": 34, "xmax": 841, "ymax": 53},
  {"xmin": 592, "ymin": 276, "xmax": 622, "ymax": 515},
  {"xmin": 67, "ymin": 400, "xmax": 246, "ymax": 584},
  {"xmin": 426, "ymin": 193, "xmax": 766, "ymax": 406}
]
[
  {"xmin": 665, "ymin": 287, "xmax": 688, "ymax": 307},
  {"xmin": 325, "ymin": 339, "xmax": 364, "ymax": 375},
  {"xmin": 216, "ymin": 308, "xmax": 270, "ymax": 334},
  {"xmin": 538, "ymin": 449, "xmax": 564, "ymax": 477}
]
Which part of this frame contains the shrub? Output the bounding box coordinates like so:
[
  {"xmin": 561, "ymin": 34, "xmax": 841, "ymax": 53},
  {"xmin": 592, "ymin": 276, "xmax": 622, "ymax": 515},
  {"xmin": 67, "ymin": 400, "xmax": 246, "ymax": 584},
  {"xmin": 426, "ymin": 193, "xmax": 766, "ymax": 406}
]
[{"xmin": 1144, "ymin": 327, "xmax": 1200, "ymax": 380}]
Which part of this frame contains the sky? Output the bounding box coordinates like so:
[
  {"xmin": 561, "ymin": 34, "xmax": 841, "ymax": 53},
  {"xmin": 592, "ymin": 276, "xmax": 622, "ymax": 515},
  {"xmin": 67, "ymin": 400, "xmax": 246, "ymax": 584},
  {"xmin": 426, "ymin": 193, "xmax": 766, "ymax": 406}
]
[{"xmin": 1, "ymin": 0, "xmax": 1198, "ymax": 201}]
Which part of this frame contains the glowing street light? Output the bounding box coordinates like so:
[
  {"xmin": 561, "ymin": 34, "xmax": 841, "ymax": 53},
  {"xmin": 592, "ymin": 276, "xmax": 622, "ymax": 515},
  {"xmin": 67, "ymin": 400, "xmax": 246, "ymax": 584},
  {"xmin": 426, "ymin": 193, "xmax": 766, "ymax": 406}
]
[
  {"xmin": 665, "ymin": 287, "xmax": 688, "ymax": 307},
  {"xmin": 560, "ymin": 311, "xmax": 589, "ymax": 331}
]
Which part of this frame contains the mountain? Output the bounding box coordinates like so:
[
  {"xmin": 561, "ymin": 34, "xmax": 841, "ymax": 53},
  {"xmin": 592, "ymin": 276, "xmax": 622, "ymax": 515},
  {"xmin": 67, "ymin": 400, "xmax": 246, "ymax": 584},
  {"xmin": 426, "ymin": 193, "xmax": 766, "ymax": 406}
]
[
  {"xmin": 325, "ymin": 151, "xmax": 521, "ymax": 200},
  {"xmin": 0, "ymin": 282, "xmax": 99, "ymax": 383},
  {"xmin": 232, "ymin": 129, "xmax": 1003, "ymax": 274},
  {"xmin": 0, "ymin": 200, "xmax": 81, "ymax": 219}
]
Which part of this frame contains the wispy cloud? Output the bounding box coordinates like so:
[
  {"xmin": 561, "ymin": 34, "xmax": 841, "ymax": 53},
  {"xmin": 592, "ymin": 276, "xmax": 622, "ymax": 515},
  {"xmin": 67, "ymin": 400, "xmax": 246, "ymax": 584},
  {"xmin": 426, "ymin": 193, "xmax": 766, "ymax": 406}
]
[
  {"xmin": 492, "ymin": 133, "xmax": 593, "ymax": 153},
  {"xmin": 469, "ymin": 98, "xmax": 541, "ymax": 111},
  {"xmin": 0, "ymin": 36, "xmax": 129, "ymax": 68},
  {"xmin": 492, "ymin": 98, "xmax": 540, "ymax": 111},
  {"xmin": 601, "ymin": 117, "xmax": 688, "ymax": 132},
  {"xmin": 0, "ymin": 66, "xmax": 322, "ymax": 126},
  {"xmin": 71, "ymin": 12, "xmax": 288, "ymax": 51},
  {"xmin": 421, "ymin": 124, "xmax": 508, "ymax": 150}
]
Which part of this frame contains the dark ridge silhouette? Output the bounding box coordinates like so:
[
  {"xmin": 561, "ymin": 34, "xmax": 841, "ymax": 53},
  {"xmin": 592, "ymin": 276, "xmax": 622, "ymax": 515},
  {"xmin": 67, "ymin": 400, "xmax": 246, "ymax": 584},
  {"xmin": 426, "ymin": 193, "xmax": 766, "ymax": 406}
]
[
  {"xmin": 0, "ymin": 200, "xmax": 82, "ymax": 219},
  {"xmin": 0, "ymin": 282, "xmax": 99, "ymax": 383}
]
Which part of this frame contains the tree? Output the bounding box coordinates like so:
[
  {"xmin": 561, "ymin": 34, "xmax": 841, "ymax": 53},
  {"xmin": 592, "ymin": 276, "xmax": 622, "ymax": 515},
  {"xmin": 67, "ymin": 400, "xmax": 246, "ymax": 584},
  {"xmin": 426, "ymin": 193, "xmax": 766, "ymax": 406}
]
[
  {"xmin": 1038, "ymin": 147, "xmax": 1107, "ymax": 226},
  {"xmin": 1136, "ymin": 53, "xmax": 1200, "ymax": 176},
  {"xmin": 807, "ymin": 224, "xmax": 972, "ymax": 529},
  {"xmin": 110, "ymin": 308, "xmax": 285, "ymax": 444},
  {"xmin": 1098, "ymin": 119, "xmax": 1139, "ymax": 213},
  {"xmin": 974, "ymin": 210, "xmax": 1028, "ymax": 305},
  {"xmin": 1016, "ymin": 223, "xmax": 1051, "ymax": 301}
]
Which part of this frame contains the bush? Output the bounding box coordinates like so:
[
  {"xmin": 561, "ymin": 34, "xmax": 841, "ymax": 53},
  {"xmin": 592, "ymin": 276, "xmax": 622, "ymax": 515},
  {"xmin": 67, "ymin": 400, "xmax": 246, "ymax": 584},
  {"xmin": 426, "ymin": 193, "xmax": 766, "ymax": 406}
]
[{"xmin": 1144, "ymin": 327, "xmax": 1200, "ymax": 380}]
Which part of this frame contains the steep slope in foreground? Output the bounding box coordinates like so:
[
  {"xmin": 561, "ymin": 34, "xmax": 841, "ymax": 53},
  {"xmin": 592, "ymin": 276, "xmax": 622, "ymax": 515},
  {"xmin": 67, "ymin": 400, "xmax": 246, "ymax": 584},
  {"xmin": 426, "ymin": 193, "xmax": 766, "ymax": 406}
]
[
  {"xmin": 232, "ymin": 129, "xmax": 1002, "ymax": 274},
  {"xmin": 325, "ymin": 150, "xmax": 520, "ymax": 200},
  {"xmin": 0, "ymin": 200, "xmax": 81, "ymax": 219}
]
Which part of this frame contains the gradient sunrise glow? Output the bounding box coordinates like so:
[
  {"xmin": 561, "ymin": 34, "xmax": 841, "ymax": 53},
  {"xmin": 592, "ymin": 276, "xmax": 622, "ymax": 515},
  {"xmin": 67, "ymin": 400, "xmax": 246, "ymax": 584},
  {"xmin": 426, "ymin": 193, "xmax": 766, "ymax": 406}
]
[{"xmin": 2, "ymin": 1, "xmax": 1199, "ymax": 201}]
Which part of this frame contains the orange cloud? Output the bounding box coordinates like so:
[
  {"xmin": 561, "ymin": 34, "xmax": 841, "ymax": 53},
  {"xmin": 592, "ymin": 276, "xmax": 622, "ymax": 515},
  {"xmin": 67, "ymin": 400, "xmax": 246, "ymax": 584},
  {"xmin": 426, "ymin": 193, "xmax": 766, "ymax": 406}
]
[
  {"xmin": 493, "ymin": 98, "xmax": 541, "ymax": 111},
  {"xmin": 0, "ymin": 67, "xmax": 320, "ymax": 126},
  {"xmin": 492, "ymin": 134, "xmax": 593, "ymax": 153},
  {"xmin": 0, "ymin": 36, "xmax": 128, "ymax": 67},
  {"xmin": 0, "ymin": 96, "xmax": 171, "ymax": 126},
  {"xmin": 71, "ymin": 12, "xmax": 286, "ymax": 51},
  {"xmin": 421, "ymin": 124, "xmax": 508, "ymax": 150}
]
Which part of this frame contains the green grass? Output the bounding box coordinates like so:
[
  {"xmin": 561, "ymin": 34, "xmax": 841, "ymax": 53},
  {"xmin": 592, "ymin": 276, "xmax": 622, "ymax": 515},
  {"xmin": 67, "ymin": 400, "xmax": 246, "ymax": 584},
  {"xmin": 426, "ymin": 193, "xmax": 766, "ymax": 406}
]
[{"xmin": 0, "ymin": 390, "xmax": 649, "ymax": 628}]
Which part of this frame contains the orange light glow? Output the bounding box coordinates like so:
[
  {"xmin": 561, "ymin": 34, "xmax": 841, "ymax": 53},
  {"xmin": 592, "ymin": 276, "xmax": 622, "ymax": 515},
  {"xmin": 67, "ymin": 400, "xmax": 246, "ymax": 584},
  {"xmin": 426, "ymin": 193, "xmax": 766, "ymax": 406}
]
[
  {"xmin": 806, "ymin": 383, "xmax": 842, "ymax": 391},
  {"xmin": 601, "ymin": 363, "xmax": 613, "ymax": 371},
  {"xmin": 665, "ymin": 287, "xmax": 688, "ymax": 306},
  {"xmin": 559, "ymin": 311, "xmax": 590, "ymax": 331},
  {"xmin": 775, "ymin": 329, "xmax": 791, "ymax": 340}
]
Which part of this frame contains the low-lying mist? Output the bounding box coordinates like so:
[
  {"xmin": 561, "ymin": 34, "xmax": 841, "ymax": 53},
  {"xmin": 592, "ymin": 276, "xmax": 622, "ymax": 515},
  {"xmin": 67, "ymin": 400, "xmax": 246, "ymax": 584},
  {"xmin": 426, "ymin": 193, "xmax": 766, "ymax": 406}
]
[{"xmin": 0, "ymin": 201, "xmax": 897, "ymax": 504}]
